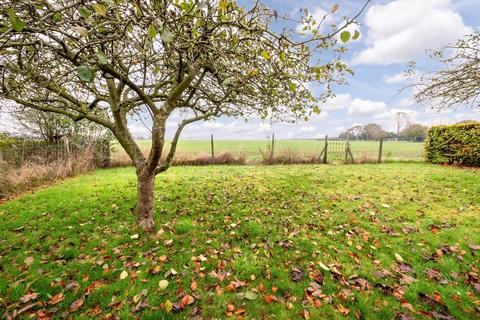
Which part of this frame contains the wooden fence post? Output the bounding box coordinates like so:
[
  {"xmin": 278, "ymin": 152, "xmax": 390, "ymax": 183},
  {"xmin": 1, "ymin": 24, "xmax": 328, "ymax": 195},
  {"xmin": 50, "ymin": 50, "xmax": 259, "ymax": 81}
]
[
  {"xmin": 345, "ymin": 138, "xmax": 349, "ymax": 164},
  {"xmin": 210, "ymin": 134, "xmax": 215, "ymax": 158},
  {"xmin": 323, "ymin": 135, "xmax": 328, "ymax": 164},
  {"xmin": 378, "ymin": 138, "xmax": 384, "ymax": 163},
  {"xmin": 269, "ymin": 133, "xmax": 275, "ymax": 164}
]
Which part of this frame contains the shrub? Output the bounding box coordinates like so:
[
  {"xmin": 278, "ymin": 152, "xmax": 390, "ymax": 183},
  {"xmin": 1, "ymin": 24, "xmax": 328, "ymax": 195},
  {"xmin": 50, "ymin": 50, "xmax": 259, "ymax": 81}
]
[
  {"xmin": 425, "ymin": 122, "xmax": 480, "ymax": 166},
  {"xmin": 260, "ymin": 148, "xmax": 319, "ymax": 165},
  {"xmin": 0, "ymin": 145, "xmax": 97, "ymax": 198}
]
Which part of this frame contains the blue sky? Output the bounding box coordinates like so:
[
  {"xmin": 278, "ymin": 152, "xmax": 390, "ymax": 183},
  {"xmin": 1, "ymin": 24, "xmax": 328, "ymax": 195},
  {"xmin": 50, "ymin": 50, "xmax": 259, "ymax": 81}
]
[
  {"xmin": 160, "ymin": 0, "xmax": 479, "ymax": 140},
  {"xmin": 1, "ymin": 0, "xmax": 479, "ymax": 139}
]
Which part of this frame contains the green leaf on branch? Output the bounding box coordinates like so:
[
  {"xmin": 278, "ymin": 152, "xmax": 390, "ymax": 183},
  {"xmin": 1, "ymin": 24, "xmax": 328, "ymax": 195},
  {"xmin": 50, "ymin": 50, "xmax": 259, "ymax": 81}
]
[
  {"xmin": 260, "ymin": 50, "xmax": 271, "ymax": 60},
  {"xmin": 219, "ymin": 0, "xmax": 228, "ymax": 10},
  {"xmin": 77, "ymin": 66, "xmax": 94, "ymax": 82},
  {"xmin": 7, "ymin": 8, "xmax": 26, "ymax": 32},
  {"xmin": 52, "ymin": 12, "xmax": 62, "ymax": 22},
  {"xmin": 78, "ymin": 6, "xmax": 91, "ymax": 19},
  {"xmin": 96, "ymin": 50, "xmax": 108, "ymax": 65},
  {"xmin": 92, "ymin": 3, "xmax": 107, "ymax": 16},
  {"xmin": 340, "ymin": 31, "xmax": 350, "ymax": 43},
  {"xmin": 288, "ymin": 81, "xmax": 298, "ymax": 92},
  {"xmin": 352, "ymin": 30, "xmax": 360, "ymax": 40},
  {"xmin": 148, "ymin": 25, "xmax": 157, "ymax": 39},
  {"xmin": 161, "ymin": 29, "xmax": 174, "ymax": 43}
]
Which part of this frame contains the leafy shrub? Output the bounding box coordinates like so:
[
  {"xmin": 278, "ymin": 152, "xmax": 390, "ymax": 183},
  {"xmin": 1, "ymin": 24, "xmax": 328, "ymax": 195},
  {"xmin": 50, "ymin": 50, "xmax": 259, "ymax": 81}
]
[{"xmin": 425, "ymin": 122, "xmax": 480, "ymax": 166}]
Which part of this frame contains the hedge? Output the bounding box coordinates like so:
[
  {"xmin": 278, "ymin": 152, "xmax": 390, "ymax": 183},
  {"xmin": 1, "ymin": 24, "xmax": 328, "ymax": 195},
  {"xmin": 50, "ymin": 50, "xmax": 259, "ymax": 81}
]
[{"xmin": 425, "ymin": 122, "xmax": 480, "ymax": 166}]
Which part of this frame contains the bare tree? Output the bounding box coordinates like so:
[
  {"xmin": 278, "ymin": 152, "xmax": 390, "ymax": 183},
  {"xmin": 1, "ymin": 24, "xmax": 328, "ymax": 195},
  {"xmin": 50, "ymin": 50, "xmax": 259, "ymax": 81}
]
[
  {"xmin": 0, "ymin": 0, "xmax": 369, "ymax": 230},
  {"xmin": 394, "ymin": 112, "xmax": 409, "ymax": 137},
  {"xmin": 415, "ymin": 33, "xmax": 480, "ymax": 110}
]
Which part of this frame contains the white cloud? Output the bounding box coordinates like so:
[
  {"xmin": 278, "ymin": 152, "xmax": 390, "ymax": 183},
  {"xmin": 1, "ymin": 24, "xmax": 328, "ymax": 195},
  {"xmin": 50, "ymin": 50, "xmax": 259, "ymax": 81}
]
[
  {"xmin": 300, "ymin": 125, "xmax": 316, "ymax": 133},
  {"xmin": 257, "ymin": 122, "xmax": 272, "ymax": 133},
  {"xmin": 321, "ymin": 93, "xmax": 352, "ymax": 111},
  {"xmin": 352, "ymin": 0, "xmax": 472, "ymax": 65},
  {"xmin": 347, "ymin": 98, "xmax": 387, "ymax": 116},
  {"xmin": 396, "ymin": 97, "xmax": 415, "ymax": 108},
  {"xmin": 384, "ymin": 72, "xmax": 410, "ymax": 84},
  {"xmin": 202, "ymin": 121, "xmax": 224, "ymax": 129}
]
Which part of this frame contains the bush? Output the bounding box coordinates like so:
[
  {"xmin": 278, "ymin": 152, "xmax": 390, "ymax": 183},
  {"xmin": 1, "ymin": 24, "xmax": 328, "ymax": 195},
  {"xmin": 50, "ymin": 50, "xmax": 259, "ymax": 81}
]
[{"xmin": 425, "ymin": 122, "xmax": 480, "ymax": 166}]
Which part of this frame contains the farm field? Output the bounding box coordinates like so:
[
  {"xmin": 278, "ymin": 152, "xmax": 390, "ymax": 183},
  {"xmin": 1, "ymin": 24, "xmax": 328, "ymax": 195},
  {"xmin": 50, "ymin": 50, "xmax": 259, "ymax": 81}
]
[
  {"xmin": 1, "ymin": 164, "xmax": 479, "ymax": 319},
  {"xmin": 112, "ymin": 139, "xmax": 425, "ymax": 162}
]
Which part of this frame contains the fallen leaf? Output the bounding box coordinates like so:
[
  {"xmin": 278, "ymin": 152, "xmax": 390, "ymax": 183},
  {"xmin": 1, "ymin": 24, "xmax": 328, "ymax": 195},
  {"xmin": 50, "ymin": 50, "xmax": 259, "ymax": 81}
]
[
  {"xmin": 158, "ymin": 279, "xmax": 169, "ymax": 290},
  {"xmin": 264, "ymin": 295, "xmax": 277, "ymax": 304},
  {"xmin": 24, "ymin": 256, "xmax": 34, "ymax": 266},
  {"xmin": 20, "ymin": 292, "xmax": 38, "ymax": 303},
  {"xmin": 162, "ymin": 300, "xmax": 173, "ymax": 313},
  {"xmin": 130, "ymin": 234, "xmax": 139, "ymax": 239},
  {"xmin": 318, "ymin": 261, "xmax": 330, "ymax": 271},
  {"xmin": 70, "ymin": 298, "xmax": 84, "ymax": 312},
  {"xmin": 468, "ymin": 244, "xmax": 480, "ymax": 251},
  {"xmin": 190, "ymin": 280, "xmax": 198, "ymax": 291},
  {"xmin": 48, "ymin": 293, "xmax": 64, "ymax": 305},
  {"xmin": 245, "ymin": 290, "xmax": 258, "ymax": 300},
  {"xmin": 120, "ymin": 270, "xmax": 129, "ymax": 280},
  {"xmin": 88, "ymin": 305, "xmax": 102, "ymax": 316},
  {"xmin": 395, "ymin": 253, "xmax": 404, "ymax": 263},
  {"xmin": 291, "ymin": 267, "xmax": 305, "ymax": 282}
]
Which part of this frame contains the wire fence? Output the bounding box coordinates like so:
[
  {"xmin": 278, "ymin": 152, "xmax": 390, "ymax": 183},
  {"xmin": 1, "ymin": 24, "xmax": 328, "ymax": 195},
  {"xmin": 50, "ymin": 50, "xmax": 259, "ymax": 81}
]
[
  {"xmin": 0, "ymin": 140, "xmax": 110, "ymax": 169},
  {"xmin": 111, "ymin": 136, "xmax": 425, "ymax": 165}
]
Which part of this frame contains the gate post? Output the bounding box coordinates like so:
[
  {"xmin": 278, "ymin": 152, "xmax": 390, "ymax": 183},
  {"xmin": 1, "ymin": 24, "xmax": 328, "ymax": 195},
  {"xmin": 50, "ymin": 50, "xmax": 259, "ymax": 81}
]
[
  {"xmin": 378, "ymin": 138, "xmax": 384, "ymax": 163},
  {"xmin": 210, "ymin": 134, "xmax": 215, "ymax": 159},
  {"xmin": 269, "ymin": 133, "xmax": 275, "ymax": 164},
  {"xmin": 323, "ymin": 135, "xmax": 328, "ymax": 164}
]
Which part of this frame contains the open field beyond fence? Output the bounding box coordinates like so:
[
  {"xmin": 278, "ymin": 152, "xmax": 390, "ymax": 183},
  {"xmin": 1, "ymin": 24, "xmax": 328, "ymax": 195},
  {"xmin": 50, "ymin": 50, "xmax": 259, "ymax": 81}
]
[{"xmin": 112, "ymin": 139, "xmax": 425, "ymax": 164}]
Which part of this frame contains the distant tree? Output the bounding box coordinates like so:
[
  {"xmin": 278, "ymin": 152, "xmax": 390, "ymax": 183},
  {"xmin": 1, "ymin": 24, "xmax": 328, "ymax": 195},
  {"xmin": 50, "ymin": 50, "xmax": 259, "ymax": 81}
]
[
  {"xmin": 346, "ymin": 125, "xmax": 366, "ymax": 140},
  {"xmin": 0, "ymin": 1, "xmax": 370, "ymax": 230},
  {"xmin": 340, "ymin": 123, "xmax": 387, "ymax": 140},
  {"xmin": 363, "ymin": 123, "xmax": 388, "ymax": 140},
  {"xmin": 400, "ymin": 123, "xmax": 429, "ymax": 142},
  {"xmin": 415, "ymin": 33, "xmax": 480, "ymax": 110}
]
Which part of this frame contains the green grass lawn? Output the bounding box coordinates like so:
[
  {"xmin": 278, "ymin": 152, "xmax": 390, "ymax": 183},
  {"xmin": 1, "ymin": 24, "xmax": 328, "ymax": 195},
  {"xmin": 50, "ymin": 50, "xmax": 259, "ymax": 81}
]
[
  {"xmin": 112, "ymin": 139, "xmax": 425, "ymax": 162},
  {"xmin": 1, "ymin": 164, "xmax": 479, "ymax": 319}
]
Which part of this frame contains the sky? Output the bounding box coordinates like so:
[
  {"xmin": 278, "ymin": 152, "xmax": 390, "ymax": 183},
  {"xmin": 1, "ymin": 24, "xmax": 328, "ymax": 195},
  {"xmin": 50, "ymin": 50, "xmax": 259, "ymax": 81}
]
[{"xmin": 1, "ymin": 0, "xmax": 479, "ymax": 140}]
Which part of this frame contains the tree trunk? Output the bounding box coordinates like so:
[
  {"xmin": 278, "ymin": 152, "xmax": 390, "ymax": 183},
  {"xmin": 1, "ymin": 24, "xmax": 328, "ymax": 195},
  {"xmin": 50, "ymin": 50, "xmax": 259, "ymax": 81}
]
[{"xmin": 135, "ymin": 170, "xmax": 155, "ymax": 231}]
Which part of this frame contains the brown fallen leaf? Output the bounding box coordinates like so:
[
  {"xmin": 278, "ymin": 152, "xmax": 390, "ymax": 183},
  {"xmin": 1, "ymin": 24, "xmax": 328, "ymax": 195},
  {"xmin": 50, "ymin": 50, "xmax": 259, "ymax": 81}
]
[
  {"xmin": 191, "ymin": 280, "xmax": 198, "ymax": 291},
  {"xmin": 48, "ymin": 293, "xmax": 64, "ymax": 305},
  {"xmin": 20, "ymin": 292, "xmax": 39, "ymax": 303},
  {"xmin": 179, "ymin": 294, "xmax": 195, "ymax": 309},
  {"xmin": 65, "ymin": 281, "xmax": 80, "ymax": 291},
  {"xmin": 259, "ymin": 282, "xmax": 266, "ymax": 293},
  {"xmin": 70, "ymin": 298, "xmax": 84, "ymax": 312},
  {"xmin": 264, "ymin": 295, "xmax": 277, "ymax": 304},
  {"xmin": 88, "ymin": 305, "xmax": 102, "ymax": 316},
  {"xmin": 468, "ymin": 244, "xmax": 480, "ymax": 251},
  {"xmin": 335, "ymin": 304, "xmax": 350, "ymax": 315},
  {"xmin": 226, "ymin": 303, "xmax": 235, "ymax": 312},
  {"xmin": 291, "ymin": 268, "xmax": 305, "ymax": 282},
  {"xmin": 36, "ymin": 310, "xmax": 54, "ymax": 320},
  {"xmin": 428, "ymin": 224, "xmax": 441, "ymax": 234}
]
